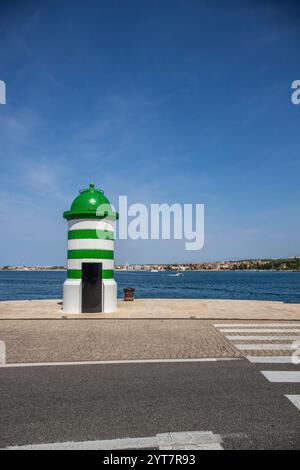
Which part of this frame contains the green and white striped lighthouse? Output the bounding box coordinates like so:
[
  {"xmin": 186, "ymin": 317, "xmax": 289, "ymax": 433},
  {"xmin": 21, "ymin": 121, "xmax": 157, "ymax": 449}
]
[{"xmin": 63, "ymin": 182, "xmax": 118, "ymax": 313}]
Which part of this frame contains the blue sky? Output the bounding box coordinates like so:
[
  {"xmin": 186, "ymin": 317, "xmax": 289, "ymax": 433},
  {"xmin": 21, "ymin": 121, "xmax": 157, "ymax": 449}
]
[{"xmin": 0, "ymin": 0, "xmax": 300, "ymax": 265}]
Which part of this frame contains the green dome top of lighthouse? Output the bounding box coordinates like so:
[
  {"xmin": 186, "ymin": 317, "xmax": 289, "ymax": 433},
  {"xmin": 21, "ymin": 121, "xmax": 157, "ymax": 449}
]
[{"xmin": 63, "ymin": 182, "xmax": 118, "ymax": 220}]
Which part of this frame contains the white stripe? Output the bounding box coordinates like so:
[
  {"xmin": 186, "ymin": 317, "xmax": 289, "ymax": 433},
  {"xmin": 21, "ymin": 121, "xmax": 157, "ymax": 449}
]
[
  {"xmin": 246, "ymin": 356, "xmax": 297, "ymax": 363},
  {"xmin": 67, "ymin": 259, "xmax": 114, "ymax": 270},
  {"xmin": 215, "ymin": 323, "xmax": 300, "ymax": 328},
  {"xmin": 0, "ymin": 357, "xmax": 241, "ymax": 368},
  {"xmin": 2, "ymin": 431, "xmax": 223, "ymax": 450},
  {"xmin": 235, "ymin": 343, "xmax": 295, "ymax": 350},
  {"xmin": 68, "ymin": 239, "xmax": 114, "ymax": 251},
  {"xmin": 227, "ymin": 335, "xmax": 300, "ymax": 341},
  {"xmin": 261, "ymin": 371, "xmax": 300, "ymax": 382},
  {"xmin": 68, "ymin": 219, "xmax": 115, "ymax": 231},
  {"xmin": 285, "ymin": 395, "xmax": 300, "ymax": 411},
  {"xmin": 219, "ymin": 329, "xmax": 300, "ymax": 333}
]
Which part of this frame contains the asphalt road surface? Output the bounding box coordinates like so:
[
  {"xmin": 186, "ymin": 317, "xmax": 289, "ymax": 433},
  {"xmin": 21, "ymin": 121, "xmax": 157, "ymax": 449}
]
[{"xmin": 0, "ymin": 359, "xmax": 300, "ymax": 450}]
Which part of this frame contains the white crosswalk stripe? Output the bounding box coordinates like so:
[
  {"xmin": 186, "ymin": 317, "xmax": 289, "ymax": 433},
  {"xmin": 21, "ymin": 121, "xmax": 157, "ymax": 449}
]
[
  {"xmin": 218, "ymin": 328, "xmax": 300, "ymax": 333},
  {"xmin": 285, "ymin": 395, "xmax": 300, "ymax": 411},
  {"xmin": 261, "ymin": 371, "xmax": 300, "ymax": 383},
  {"xmin": 214, "ymin": 323, "xmax": 300, "ymax": 328},
  {"xmin": 235, "ymin": 343, "xmax": 296, "ymax": 350},
  {"xmin": 246, "ymin": 356, "xmax": 298, "ymax": 363},
  {"xmin": 226, "ymin": 335, "xmax": 300, "ymax": 341}
]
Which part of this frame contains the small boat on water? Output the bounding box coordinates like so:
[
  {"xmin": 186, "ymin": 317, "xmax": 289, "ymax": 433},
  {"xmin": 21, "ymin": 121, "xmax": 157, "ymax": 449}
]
[
  {"xmin": 168, "ymin": 272, "xmax": 184, "ymax": 277},
  {"xmin": 150, "ymin": 269, "xmax": 159, "ymax": 273}
]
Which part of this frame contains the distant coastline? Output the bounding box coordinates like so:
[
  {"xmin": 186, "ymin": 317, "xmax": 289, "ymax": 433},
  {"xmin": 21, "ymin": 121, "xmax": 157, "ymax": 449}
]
[
  {"xmin": 1, "ymin": 257, "xmax": 300, "ymax": 272},
  {"xmin": 0, "ymin": 266, "xmax": 66, "ymax": 271}
]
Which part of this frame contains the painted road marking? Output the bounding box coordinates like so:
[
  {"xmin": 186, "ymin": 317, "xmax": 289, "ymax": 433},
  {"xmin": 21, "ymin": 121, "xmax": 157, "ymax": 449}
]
[
  {"xmin": 235, "ymin": 344, "xmax": 295, "ymax": 351},
  {"xmin": 2, "ymin": 431, "xmax": 223, "ymax": 450},
  {"xmin": 219, "ymin": 329, "xmax": 300, "ymax": 333},
  {"xmin": 261, "ymin": 371, "xmax": 300, "ymax": 383},
  {"xmin": 215, "ymin": 323, "xmax": 300, "ymax": 328},
  {"xmin": 226, "ymin": 335, "xmax": 300, "ymax": 341},
  {"xmin": 0, "ymin": 357, "xmax": 240, "ymax": 368},
  {"xmin": 0, "ymin": 340, "xmax": 5, "ymax": 365},
  {"xmin": 246, "ymin": 356, "xmax": 297, "ymax": 363},
  {"xmin": 285, "ymin": 395, "xmax": 300, "ymax": 411}
]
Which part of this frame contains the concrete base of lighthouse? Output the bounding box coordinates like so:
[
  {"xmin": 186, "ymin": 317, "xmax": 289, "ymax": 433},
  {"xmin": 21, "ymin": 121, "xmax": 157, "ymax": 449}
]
[
  {"xmin": 63, "ymin": 279, "xmax": 82, "ymax": 313},
  {"xmin": 63, "ymin": 279, "xmax": 117, "ymax": 314}
]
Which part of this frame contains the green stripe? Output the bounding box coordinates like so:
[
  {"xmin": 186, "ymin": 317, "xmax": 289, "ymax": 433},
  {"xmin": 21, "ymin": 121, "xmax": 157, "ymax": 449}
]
[
  {"xmin": 68, "ymin": 229, "xmax": 114, "ymax": 240},
  {"xmin": 67, "ymin": 269, "xmax": 82, "ymax": 279},
  {"xmin": 67, "ymin": 269, "xmax": 114, "ymax": 279},
  {"xmin": 68, "ymin": 249, "xmax": 114, "ymax": 259},
  {"xmin": 102, "ymin": 269, "xmax": 114, "ymax": 279}
]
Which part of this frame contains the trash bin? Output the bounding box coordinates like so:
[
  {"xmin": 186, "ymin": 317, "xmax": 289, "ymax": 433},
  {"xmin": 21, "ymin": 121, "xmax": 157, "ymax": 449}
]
[{"xmin": 123, "ymin": 287, "xmax": 135, "ymax": 301}]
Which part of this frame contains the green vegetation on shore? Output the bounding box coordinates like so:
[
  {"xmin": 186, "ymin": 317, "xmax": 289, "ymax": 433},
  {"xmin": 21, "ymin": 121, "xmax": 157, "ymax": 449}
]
[
  {"xmin": 117, "ymin": 257, "xmax": 300, "ymax": 272},
  {"xmin": 226, "ymin": 258, "xmax": 300, "ymax": 271}
]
